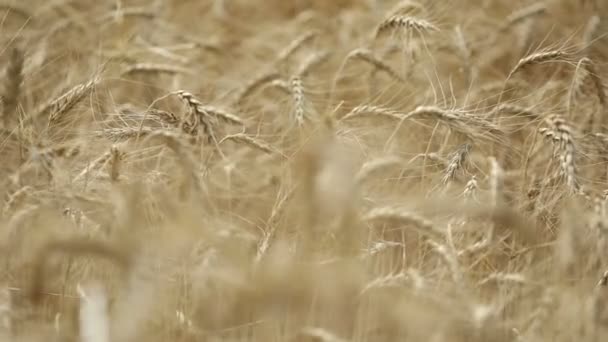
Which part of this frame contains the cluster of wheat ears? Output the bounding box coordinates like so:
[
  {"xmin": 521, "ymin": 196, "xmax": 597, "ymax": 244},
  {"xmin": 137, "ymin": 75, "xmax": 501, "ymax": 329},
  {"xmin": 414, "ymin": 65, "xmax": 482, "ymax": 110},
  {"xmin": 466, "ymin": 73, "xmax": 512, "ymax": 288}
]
[{"xmin": 2, "ymin": 0, "xmax": 608, "ymax": 341}]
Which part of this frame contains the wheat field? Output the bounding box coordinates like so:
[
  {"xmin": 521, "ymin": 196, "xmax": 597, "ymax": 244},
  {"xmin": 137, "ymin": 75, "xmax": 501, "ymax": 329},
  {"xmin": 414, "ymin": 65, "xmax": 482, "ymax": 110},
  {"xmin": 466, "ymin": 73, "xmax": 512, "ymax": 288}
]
[{"xmin": 1, "ymin": 0, "xmax": 608, "ymax": 341}]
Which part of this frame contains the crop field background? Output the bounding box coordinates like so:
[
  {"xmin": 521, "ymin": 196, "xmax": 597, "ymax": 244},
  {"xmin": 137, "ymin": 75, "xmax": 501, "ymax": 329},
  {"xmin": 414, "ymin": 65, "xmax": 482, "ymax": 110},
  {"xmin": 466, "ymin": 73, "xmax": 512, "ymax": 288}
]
[{"xmin": 1, "ymin": 0, "xmax": 608, "ymax": 341}]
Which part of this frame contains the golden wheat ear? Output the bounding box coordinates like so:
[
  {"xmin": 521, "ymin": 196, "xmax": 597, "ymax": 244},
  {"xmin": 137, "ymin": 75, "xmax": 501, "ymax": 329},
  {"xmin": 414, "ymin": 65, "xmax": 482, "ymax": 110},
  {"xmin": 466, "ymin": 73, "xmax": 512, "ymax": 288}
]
[
  {"xmin": 376, "ymin": 15, "xmax": 439, "ymax": 38},
  {"xmin": 37, "ymin": 75, "xmax": 101, "ymax": 127}
]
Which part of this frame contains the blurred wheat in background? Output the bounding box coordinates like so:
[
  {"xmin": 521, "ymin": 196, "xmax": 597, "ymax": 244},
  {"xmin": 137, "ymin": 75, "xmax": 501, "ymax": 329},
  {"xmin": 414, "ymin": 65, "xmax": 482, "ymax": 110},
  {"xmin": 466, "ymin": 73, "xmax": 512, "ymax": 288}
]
[{"xmin": 1, "ymin": 0, "xmax": 608, "ymax": 341}]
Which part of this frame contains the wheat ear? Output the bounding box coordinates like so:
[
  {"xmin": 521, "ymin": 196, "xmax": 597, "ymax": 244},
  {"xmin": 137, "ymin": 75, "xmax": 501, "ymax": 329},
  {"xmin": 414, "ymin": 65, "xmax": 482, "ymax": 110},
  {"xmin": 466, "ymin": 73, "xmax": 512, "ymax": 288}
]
[
  {"xmin": 539, "ymin": 115, "xmax": 579, "ymax": 193},
  {"xmin": 348, "ymin": 48, "xmax": 405, "ymax": 83},
  {"xmin": 39, "ymin": 76, "xmax": 100, "ymax": 126},
  {"xmin": 290, "ymin": 76, "xmax": 306, "ymax": 126},
  {"xmin": 376, "ymin": 15, "xmax": 439, "ymax": 37},
  {"xmin": 2, "ymin": 45, "xmax": 23, "ymax": 127},
  {"xmin": 508, "ymin": 50, "xmax": 566, "ymax": 77},
  {"xmin": 500, "ymin": 3, "xmax": 546, "ymax": 31}
]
